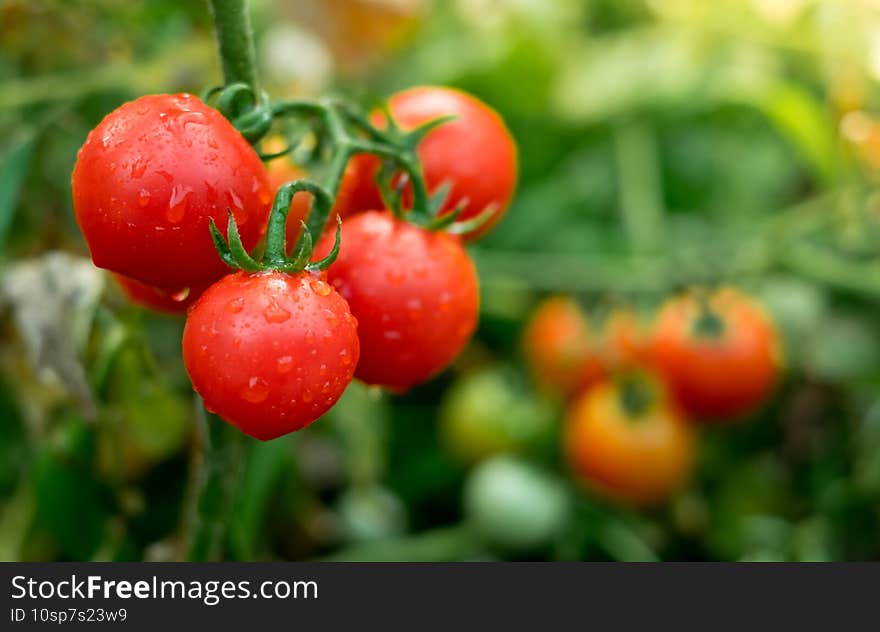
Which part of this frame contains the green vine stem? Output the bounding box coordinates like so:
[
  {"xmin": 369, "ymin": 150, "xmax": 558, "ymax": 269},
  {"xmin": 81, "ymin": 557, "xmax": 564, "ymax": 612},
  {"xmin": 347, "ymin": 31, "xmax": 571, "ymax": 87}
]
[
  {"xmin": 181, "ymin": 400, "xmax": 247, "ymax": 561},
  {"xmin": 208, "ymin": 0, "xmax": 261, "ymax": 99},
  {"xmin": 177, "ymin": 0, "xmax": 261, "ymax": 562}
]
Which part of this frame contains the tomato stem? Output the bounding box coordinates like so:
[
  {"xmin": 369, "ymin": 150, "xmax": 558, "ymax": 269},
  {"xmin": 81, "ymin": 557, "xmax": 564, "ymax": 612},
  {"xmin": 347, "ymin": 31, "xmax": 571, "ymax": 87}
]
[
  {"xmin": 181, "ymin": 400, "xmax": 247, "ymax": 561},
  {"xmin": 208, "ymin": 0, "xmax": 261, "ymax": 101}
]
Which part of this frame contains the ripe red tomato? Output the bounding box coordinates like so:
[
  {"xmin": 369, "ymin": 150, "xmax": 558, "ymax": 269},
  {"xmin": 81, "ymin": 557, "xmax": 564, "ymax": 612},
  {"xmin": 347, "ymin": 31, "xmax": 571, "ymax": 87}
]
[
  {"xmin": 334, "ymin": 87, "xmax": 518, "ymax": 239},
  {"xmin": 72, "ymin": 93, "xmax": 272, "ymax": 295},
  {"xmin": 315, "ymin": 211, "xmax": 479, "ymax": 392},
  {"xmin": 334, "ymin": 153, "xmax": 384, "ymax": 216},
  {"xmin": 182, "ymin": 271, "xmax": 360, "ymax": 440},
  {"xmin": 112, "ymin": 273, "xmax": 203, "ymax": 314},
  {"xmin": 647, "ymin": 287, "xmax": 782, "ymax": 420},
  {"xmin": 565, "ymin": 373, "xmax": 694, "ymax": 506},
  {"xmin": 523, "ymin": 297, "xmax": 606, "ymax": 399}
]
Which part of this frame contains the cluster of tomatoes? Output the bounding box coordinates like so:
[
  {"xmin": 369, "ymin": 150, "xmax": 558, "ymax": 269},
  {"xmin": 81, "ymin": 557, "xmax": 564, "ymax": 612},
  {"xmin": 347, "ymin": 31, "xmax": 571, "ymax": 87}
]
[
  {"xmin": 72, "ymin": 86, "xmax": 517, "ymax": 440},
  {"xmin": 524, "ymin": 287, "xmax": 783, "ymax": 506}
]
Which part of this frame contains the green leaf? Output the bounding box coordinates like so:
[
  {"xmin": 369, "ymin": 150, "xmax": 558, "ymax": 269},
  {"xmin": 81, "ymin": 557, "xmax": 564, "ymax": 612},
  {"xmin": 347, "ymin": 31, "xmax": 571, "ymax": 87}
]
[{"xmin": 0, "ymin": 132, "xmax": 37, "ymax": 253}]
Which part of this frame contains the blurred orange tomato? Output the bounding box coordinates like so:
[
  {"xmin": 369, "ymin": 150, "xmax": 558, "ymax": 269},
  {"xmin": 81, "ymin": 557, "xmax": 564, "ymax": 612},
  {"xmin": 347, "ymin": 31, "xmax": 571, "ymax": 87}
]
[
  {"xmin": 523, "ymin": 297, "xmax": 606, "ymax": 399},
  {"xmin": 647, "ymin": 287, "xmax": 782, "ymax": 421},
  {"xmin": 602, "ymin": 307, "xmax": 651, "ymax": 371},
  {"xmin": 565, "ymin": 373, "xmax": 694, "ymax": 506}
]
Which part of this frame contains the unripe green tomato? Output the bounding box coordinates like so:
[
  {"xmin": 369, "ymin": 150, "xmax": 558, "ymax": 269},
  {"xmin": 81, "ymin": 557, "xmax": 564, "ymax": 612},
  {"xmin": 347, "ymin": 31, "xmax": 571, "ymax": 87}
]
[
  {"xmin": 336, "ymin": 485, "xmax": 408, "ymax": 544},
  {"xmin": 464, "ymin": 455, "xmax": 570, "ymax": 553},
  {"xmin": 440, "ymin": 368, "xmax": 555, "ymax": 464}
]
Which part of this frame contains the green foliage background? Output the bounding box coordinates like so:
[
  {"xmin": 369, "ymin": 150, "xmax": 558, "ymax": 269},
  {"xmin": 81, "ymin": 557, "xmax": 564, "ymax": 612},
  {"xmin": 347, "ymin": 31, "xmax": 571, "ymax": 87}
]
[{"xmin": 2, "ymin": 0, "xmax": 880, "ymax": 561}]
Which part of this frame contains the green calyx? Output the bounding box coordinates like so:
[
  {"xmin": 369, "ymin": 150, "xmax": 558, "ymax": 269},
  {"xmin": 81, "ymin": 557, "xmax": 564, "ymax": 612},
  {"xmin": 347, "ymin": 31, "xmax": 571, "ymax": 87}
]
[
  {"xmin": 203, "ymin": 82, "xmax": 496, "ymax": 243},
  {"xmin": 690, "ymin": 290, "xmax": 726, "ymax": 338},
  {"xmin": 617, "ymin": 373, "xmax": 656, "ymax": 419},
  {"xmin": 209, "ymin": 180, "xmax": 341, "ymax": 275}
]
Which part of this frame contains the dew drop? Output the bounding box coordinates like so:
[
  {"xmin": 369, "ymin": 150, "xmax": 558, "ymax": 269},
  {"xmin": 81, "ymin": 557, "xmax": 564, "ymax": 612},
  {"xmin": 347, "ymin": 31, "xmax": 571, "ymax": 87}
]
[
  {"xmin": 241, "ymin": 376, "xmax": 270, "ymax": 403},
  {"xmin": 170, "ymin": 287, "xmax": 190, "ymax": 302},
  {"xmin": 225, "ymin": 297, "xmax": 244, "ymax": 313},
  {"xmin": 276, "ymin": 355, "xmax": 294, "ymax": 374},
  {"xmin": 166, "ymin": 185, "xmax": 191, "ymax": 223},
  {"xmin": 263, "ymin": 302, "xmax": 291, "ymax": 324},
  {"xmin": 137, "ymin": 189, "xmax": 151, "ymax": 207},
  {"xmin": 227, "ymin": 189, "xmax": 244, "ymax": 211},
  {"xmin": 323, "ymin": 309, "xmax": 339, "ymax": 327},
  {"xmin": 302, "ymin": 390, "xmax": 314, "ymax": 404},
  {"xmin": 383, "ymin": 330, "xmax": 402, "ymax": 341},
  {"xmin": 310, "ymin": 279, "xmax": 332, "ymax": 296},
  {"xmin": 338, "ymin": 352, "xmax": 352, "ymax": 369},
  {"xmin": 130, "ymin": 159, "xmax": 148, "ymax": 179}
]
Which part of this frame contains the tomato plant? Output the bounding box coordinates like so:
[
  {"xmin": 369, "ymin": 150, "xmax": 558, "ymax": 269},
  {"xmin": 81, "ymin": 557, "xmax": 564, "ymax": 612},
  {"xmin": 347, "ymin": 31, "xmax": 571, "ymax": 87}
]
[
  {"xmin": 72, "ymin": 93, "xmax": 272, "ymax": 295},
  {"xmin": 564, "ymin": 373, "xmax": 695, "ymax": 506},
  {"xmin": 647, "ymin": 287, "xmax": 782, "ymax": 421},
  {"xmin": 316, "ymin": 211, "xmax": 479, "ymax": 392},
  {"xmin": 335, "ymin": 86, "xmax": 518, "ymax": 240}
]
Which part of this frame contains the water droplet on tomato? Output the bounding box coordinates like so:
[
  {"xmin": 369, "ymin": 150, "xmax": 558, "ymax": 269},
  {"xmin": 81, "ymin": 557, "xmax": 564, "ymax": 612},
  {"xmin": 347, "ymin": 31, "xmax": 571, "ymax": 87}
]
[
  {"xmin": 263, "ymin": 302, "xmax": 291, "ymax": 323},
  {"xmin": 302, "ymin": 390, "xmax": 314, "ymax": 404},
  {"xmin": 241, "ymin": 376, "xmax": 270, "ymax": 403},
  {"xmin": 167, "ymin": 185, "xmax": 191, "ymax": 223},
  {"xmin": 225, "ymin": 297, "xmax": 244, "ymax": 313},
  {"xmin": 310, "ymin": 279, "xmax": 332, "ymax": 296},
  {"xmin": 170, "ymin": 287, "xmax": 190, "ymax": 302},
  {"xmin": 383, "ymin": 330, "xmax": 402, "ymax": 340},
  {"xmin": 323, "ymin": 309, "xmax": 338, "ymax": 327},
  {"xmin": 318, "ymin": 364, "xmax": 327, "ymax": 376},
  {"xmin": 137, "ymin": 189, "xmax": 151, "ymax": 207},
  {"xmin": 276, "ymin": 355, "xmax": 294, "ymax": 374},
  {"xmin": 130, "ymin": 159, "xmax": 148, "ymax": 179},
  {"xmin": 339, "ymin": 349, "xmax": 353, "ymax": 366}
]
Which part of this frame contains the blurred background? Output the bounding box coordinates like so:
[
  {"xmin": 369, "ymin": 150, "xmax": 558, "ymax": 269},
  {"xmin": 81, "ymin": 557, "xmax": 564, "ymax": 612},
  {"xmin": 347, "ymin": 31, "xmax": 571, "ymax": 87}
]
[{"xmin": 2, "ymin": 0, "xmax": 880, "ymax": 562}]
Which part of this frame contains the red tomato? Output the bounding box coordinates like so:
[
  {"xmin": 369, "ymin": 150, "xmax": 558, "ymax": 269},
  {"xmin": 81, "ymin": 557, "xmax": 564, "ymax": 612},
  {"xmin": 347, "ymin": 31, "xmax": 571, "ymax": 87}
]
[
  {"xmin": 315, "ymin": 211, "xmax": 479, "ymax": 392},
  {"xmin": 334, "ymin": 153, "xmax": 384, "ymax": 216},
  {"xmin": 523, "ymin": 297, "xmax": 606, "ymax": 399},
  {"xmin": 334, "ymin": 87, "xmax": 518, "ymax": 239},
  {"xmin": 565, "ymin": 374, "xmax": 694, "ymax": 506},
  {"xmin": 112, "ymin": 273, "xmax": 203, "ymax": 314},
  {"xmin": 647, "ymin": 287, "xmax": 782, "ymax": 420},
  {"xmin": 72, "ymin": 94, "xmax": 272, "ymax": 295},
  {"xmin": 182, "ymin": 271, "xmax": 360, "ymax": 440}
]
